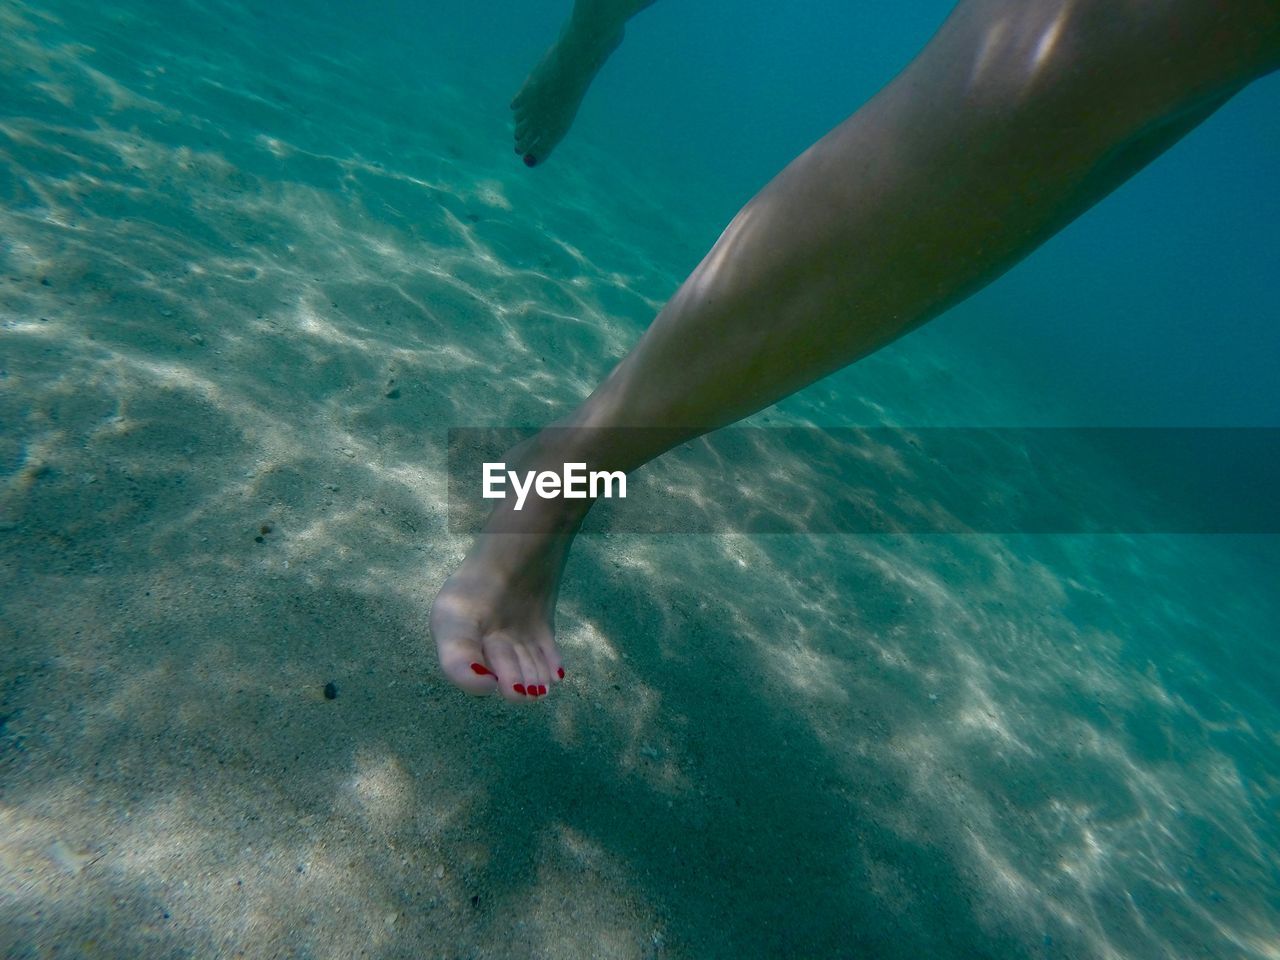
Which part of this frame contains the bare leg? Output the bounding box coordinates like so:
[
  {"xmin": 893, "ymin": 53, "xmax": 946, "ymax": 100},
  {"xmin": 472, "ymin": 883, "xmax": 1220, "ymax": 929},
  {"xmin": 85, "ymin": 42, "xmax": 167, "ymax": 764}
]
[
  {"xmin": 511, "ymin": 0, "xmax": 657, "ymax": 166},
  {"xmin": 437, "ymin": 0, "xmax": 1280, "ymax": 701}
]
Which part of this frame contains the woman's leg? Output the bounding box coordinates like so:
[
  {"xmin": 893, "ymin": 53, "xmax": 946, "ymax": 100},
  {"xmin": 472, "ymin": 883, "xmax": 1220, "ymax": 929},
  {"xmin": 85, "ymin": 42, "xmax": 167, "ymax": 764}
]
[
  {"xmin": 511, "ymin": 0, "xmax": 658, "ymax": 166},
  {"xmin": 439, "ymin": 0, "xmax": 1280, "ymax": 701}
]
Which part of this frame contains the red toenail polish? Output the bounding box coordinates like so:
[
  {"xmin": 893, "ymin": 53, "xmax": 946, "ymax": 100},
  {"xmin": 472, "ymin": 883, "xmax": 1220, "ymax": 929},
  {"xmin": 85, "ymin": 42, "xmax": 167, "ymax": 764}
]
[
  {"xmin": 523, "ymin": 154, "xmax": 537, "ymax": 167},
  {"xmin": 556, "ymin": 667, "xmax": 564, "ymax": 679},
  {"xmin": 470, "ymin": 662, "xmax": 496, "ymax": 678},
  {"xmin": 513, "ymin": 683, "xmax": 525, "ymax": 695}
]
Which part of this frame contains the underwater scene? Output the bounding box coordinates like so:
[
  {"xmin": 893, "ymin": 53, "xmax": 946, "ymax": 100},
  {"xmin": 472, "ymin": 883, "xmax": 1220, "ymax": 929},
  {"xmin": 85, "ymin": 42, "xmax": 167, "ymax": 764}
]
[{"xmin": 1, "ymin": 0, "xmax": 1278, "ymax": 957}]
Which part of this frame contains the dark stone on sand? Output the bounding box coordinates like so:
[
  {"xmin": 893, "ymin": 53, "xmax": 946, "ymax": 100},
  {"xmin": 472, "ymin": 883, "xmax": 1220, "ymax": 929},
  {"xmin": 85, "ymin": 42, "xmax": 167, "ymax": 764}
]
[
  {"xmin": 385, "ymin": 387, "xmax": 400, "ymax": 399},
  {"xmin": 323, "ymin": 682, "xmax": 338, "ymax": 700}
]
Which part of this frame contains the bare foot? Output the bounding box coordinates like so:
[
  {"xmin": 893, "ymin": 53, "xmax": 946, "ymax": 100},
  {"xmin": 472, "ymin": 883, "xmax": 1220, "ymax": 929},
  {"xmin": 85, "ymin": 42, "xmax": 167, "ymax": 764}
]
[
  {"xmin": 430, "ymin": 530, "xmax": 573, "ymax": 702},
  {"xmin": 430, "ymin": 434, "xmax": 593, "ymax": 702},
  {"xmin": 511, "ymin": 20, "xmax": 624, "ymax": 167}
]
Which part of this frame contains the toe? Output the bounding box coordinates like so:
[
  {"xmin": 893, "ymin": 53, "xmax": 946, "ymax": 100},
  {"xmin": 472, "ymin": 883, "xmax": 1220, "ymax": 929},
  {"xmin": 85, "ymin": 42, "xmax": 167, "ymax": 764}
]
[
  {"xmin": 510, "ymin": 640, "xmax": 550, "ymax": 699},
  {"xmin": 432, "ymin": 626, "xmax": 499, "ymax": 696},
  {"xmin": 514, "ymin": 122, "xmax": 532, "ymax": 153},
  {"xmin": 431, "ymin": 587, "xmax": 501, "ymax": 696},
  {"xmin": 531, "ymin": 629, "xmax": 562, "ymax": 688},
  {"xmin": 527, "ymin": 135, "xmax": 554, "ymax": 165},
  {"xmin": 484, "ymin": 642, "xmax": 527, "ymax": 702},
  {"xmin": 540, "ymin": 646, "xmax": 564, "ymax": 687}
]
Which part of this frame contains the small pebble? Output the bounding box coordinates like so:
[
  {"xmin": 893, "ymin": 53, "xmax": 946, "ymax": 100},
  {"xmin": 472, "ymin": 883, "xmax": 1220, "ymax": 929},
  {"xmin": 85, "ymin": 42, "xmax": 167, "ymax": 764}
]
[
  {"xmin": 260, "ymin": 523, "xmax": 272, "ymax": 535},
  {"xmin": 323, "ymin": 681, "xmax": 338, "ymax": 700},
  {"xmin": 384, "ymin": 387, "xmax": 400, "ymax": 399}
]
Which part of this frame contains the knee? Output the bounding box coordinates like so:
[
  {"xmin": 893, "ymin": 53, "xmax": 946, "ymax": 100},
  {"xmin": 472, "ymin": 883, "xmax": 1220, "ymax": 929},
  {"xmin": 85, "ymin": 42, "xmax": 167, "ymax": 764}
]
[
  {"xmin": 956, "ymin": 0, "xmax": 1277, "ymax": 131},
  {"xmin": 1051, "ymin": 0, "xmax": 1279, "ymax": 90}
]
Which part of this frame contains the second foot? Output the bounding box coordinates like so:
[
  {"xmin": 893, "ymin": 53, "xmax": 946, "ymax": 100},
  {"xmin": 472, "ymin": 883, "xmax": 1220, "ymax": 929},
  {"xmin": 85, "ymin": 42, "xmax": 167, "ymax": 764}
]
[{"xmin": 511, "ymin": 25, "xmax": 623, "ymax": 166}]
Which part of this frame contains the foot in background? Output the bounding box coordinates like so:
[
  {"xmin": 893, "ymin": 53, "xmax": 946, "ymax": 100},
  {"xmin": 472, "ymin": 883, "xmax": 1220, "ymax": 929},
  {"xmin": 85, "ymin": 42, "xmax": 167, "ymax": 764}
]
[{"xmin": 511, "ymin": 0, "xmax": 656, "ymax": 166}]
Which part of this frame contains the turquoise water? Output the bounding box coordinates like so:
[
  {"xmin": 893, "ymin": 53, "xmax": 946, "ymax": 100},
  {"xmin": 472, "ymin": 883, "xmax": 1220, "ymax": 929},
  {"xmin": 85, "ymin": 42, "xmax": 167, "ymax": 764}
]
[{"xmin": 1, "ymin": 1, "xmax": 1278, "ymax": 958}]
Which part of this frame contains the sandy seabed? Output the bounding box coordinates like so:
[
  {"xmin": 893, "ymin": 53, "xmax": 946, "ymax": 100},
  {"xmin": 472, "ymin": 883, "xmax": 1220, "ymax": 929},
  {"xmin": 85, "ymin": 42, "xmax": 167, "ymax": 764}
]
[{"xmin": 2, "ymin": 1, "xmax": 1279, "ymax": 958}]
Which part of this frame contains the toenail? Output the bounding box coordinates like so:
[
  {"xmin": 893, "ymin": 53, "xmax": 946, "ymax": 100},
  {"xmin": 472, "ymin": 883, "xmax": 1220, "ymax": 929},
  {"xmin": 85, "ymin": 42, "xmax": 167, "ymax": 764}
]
[
  {"xmin": 539, "ymin": 684, "xmax": 548, "ymax": 695},
  {"xmin": 556, "ymin": 667, "xmax": 564, "ymax": 680},
  {"xmin": 523, "ymin": 153, "xmax": 537, "ymax": 167},
  {"xmin": 513, "ymin": 683, "xmax": 526, "ymax": 695},
  {"xmin": 470, "ymin": 662, "xmax": 497, "ymax": 678}
]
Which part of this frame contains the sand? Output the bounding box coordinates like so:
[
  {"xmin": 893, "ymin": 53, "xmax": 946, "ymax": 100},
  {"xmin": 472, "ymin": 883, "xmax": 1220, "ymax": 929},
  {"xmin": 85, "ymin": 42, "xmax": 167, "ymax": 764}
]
[{"xmin": 2, "ymin": 1, "xmax": 1279, "ymax": 958}]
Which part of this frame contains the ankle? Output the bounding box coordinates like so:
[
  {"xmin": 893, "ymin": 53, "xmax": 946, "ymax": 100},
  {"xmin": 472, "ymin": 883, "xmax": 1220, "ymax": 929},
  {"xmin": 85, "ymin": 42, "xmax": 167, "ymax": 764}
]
[
  {"xmin": 561, "ymin": 11, "xmax": 625, "ymax": 65},
  {"xmin": 484, "ymin": 431, "xmax": 601, "ymax": 534}
]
